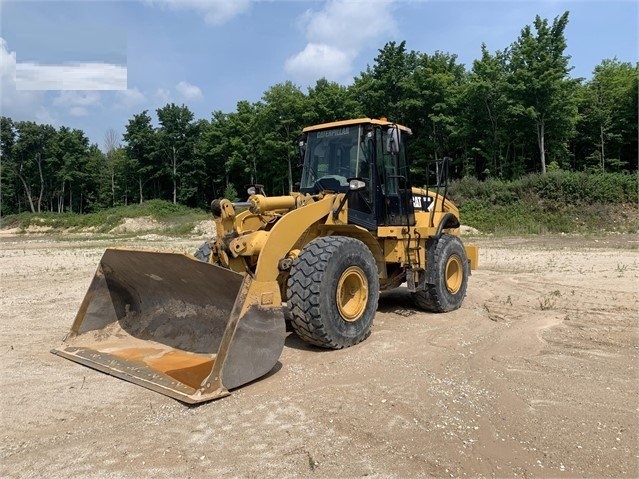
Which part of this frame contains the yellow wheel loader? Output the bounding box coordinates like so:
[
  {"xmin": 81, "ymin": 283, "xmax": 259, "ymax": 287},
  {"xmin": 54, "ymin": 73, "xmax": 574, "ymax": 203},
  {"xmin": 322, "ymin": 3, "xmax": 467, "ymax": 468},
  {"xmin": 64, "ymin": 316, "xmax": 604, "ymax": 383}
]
[{"xmin": 52, "ymin": 118, "xmax": 478, "ymax": 404}]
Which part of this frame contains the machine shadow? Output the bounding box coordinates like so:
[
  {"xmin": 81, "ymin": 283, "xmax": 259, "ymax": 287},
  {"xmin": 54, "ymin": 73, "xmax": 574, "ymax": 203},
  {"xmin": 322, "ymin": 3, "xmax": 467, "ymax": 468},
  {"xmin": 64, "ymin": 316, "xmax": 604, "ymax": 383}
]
[
  {"xmin": 283, "ymin": 287, "xmax": 422, "ymax": 352},
  {"xmin": 376, "ymin": 287, "xmax": 421, "ymax": 315}
]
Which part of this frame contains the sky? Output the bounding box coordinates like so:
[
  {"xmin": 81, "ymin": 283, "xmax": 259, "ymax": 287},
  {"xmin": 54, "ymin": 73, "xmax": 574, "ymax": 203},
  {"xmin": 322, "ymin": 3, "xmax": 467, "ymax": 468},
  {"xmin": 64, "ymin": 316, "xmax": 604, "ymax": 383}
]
[{"xmin": 1, "ymin": 0, "xmax": 637, "ymax": 150}]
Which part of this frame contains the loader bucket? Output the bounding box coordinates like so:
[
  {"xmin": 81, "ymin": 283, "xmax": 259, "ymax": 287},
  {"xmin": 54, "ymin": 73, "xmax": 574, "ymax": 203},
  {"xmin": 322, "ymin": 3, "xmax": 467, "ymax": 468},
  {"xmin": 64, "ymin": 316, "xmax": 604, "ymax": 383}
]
[{"xmin": 52, "ymin": 248, "xmax": 286, "ymax": 404}]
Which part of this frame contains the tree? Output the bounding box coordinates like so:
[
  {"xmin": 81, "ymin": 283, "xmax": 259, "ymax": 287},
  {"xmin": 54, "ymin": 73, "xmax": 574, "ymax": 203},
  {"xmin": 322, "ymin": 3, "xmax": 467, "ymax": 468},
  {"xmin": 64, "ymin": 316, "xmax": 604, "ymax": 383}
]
[
  {"xmin": 103, "ymin": 128, "xmax": 120, "ymax": 207},
  {"xmin": 11, "ymin": 121, "xmax": 56, "ymax": 213},
  {"xmin": 156, "ymin": 103, "xmax": 198, "ymax": 204},
  {"xmin": 0, "ymin": 117, "xmax": 16, "ymax": 217},
  {"xmin": 508, "ymin": 12, "xmax": 578, "ymax": 174},
  {"xmin": 351, "ymin": 42, "xmax": 467, "ymax": 184},
  {"xmin": 579, "ymin": 59, "xmax": 638, "ymax": 171},
  {"xmin": 226, "ymin": 102, "xmax": 261, "ymax": 193},
  {"xmin": 258, "ymin": 82, "xmax": 307, "ymax": 193},
  {"xmin": 408, "ymin": 51, "xmax": 466, "ymax": 180},
  {"xmin": 177, "ymin": 118, "xmax": 206, "ymax": 206},
  {"xmin": 304, "ymin": 78, "xmax": 361, "ymax": 126},
  {"xmin": 198, "ymin": 111, "xmax": 231, "ymax": 200},
  {"xmin": 460, "ymin": 45, "xmax": 512, "ymax": 178},
  {"xmin": 110, "ymin": 146, "xmax": 135, "ymax": 206},
  {"xmin": 51, "ymin": 127, "xmax": 92, "ymax": 213},
  {"xmin": 123, "ymin": 111, "xmax": 157, "ymax": 203},
  {"xmin": 352, "ymin": 41, "xmax": 418, "ymax": 123},
  {"xmin": 81, "ymin": 144, "xmax": 107, "ymax": 212}
]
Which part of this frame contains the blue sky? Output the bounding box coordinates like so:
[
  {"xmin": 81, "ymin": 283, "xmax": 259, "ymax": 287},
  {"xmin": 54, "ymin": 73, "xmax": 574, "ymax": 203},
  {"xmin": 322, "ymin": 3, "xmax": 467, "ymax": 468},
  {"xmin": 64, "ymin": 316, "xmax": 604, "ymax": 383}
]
[{"xmin": 1, "ymin": 0, "xmax": 636, "ymax": 149}]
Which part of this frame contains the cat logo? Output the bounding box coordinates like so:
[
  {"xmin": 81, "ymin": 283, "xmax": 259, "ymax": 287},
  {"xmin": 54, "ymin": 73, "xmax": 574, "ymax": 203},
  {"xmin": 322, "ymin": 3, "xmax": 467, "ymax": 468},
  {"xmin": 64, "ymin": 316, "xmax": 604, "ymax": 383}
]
[{"xmin": 412, "ymin": 195, "xmax": 433, "ymax": 211}]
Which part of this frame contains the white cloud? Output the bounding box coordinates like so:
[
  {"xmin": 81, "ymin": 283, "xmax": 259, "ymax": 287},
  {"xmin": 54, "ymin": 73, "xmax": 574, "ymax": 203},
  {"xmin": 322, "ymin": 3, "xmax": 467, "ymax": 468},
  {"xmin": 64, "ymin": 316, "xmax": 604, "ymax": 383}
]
[
  {"xmin": 285, "ymin": 43, "xmax": 351, "ymax": 82},
  {"xmin": 52, "ymin": 91, "xmax": 102, "ymax": 117},
  {"xmin": 150, "ymin": 0, "xmax": 251, "ymax": 26},
  {"xmin": 53, "ymin": 91, "xmax": 102, "ymax": 107},
  {"xmin": 0, "ymin": 37, "xmax": 51, "ymax": 122},
  {"xmin": 286, "ymin": 0, "xmax": 397, "ymax": 84},
  {"xmin": 155, "ymin": 87, "xmax": 171, "ymax": 103},
  {"xmin": 16, "ymin": 61, "xmax": 127, "ymax": 91},
  {"xmin": 34, "ymin": 106, "xmax": 56, "ymax": 125},
  {"xmin": 69, "ymin": 106, "xmax": 90, "ymax": 117},
  {"xmin": 176, "ymin": 80, "xmax": 203, "ymax": 101},
  {"xmin": 115, "ymin": 88, "xmax": 146, "ymax": 109},
  {"xmin": 303, "ymin": 0, "xmax": 396, "ymax": 50},
  {"xmin": 0, "ymin": 37, "xmax": 16, "ymax": 83}
]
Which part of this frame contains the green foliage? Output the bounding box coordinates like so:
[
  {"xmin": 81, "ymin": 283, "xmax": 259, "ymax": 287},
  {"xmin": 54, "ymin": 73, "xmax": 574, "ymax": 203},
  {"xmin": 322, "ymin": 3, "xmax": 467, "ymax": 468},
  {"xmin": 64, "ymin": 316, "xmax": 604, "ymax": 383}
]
[
  {"xmin": 547, "ymin": 161, "xmax": 561, "ymax": 172},
  {"xmin": 460, "ymin": 45, "xmax": 512, "ymax": 178},
  {"xmin": 223, "ymin": 184, "xmax": 239, "ymax": 202},
  {"xmin": 122, "ymin": 110, "xmax": 156, "ymax": 205},
  {"xmin": 142, "ymin": 199, "xmax": 195, "ymax": 218},
  {"xmin": 451, "ymin": 171, "xmax": 637, "ymax": 206},
  {"xmin": 574, "ymin": 59, "xmax": 638, "ymax": 173},
  {"xmin": 304, "ymin": 78, "xmax": 362, "ymax": 125},
  {"xmin": 156, "ymin": 103, "xmax": 201, "ymax": 205},
  {"xmin": 507, "ymin": 12, "xmax": 578, "ymax": 174},
  {"xmin": 460, "ymin": 200, "xmax": 637, "ymax": 235},
  {"xmin": 257, "ymin": 81, "xmax": 307, "ymax": 194},
  {"xmin": 451, "ymin": 171, "xmax": 638, "ymax": 234}
]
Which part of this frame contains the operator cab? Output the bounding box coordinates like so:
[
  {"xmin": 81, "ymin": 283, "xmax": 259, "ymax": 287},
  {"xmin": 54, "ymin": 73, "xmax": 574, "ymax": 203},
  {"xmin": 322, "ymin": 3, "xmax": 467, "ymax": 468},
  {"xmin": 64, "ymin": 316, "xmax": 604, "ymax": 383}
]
[{"xmin": 300, "ymin": 118, "xmax": 415, "ymax": 230}]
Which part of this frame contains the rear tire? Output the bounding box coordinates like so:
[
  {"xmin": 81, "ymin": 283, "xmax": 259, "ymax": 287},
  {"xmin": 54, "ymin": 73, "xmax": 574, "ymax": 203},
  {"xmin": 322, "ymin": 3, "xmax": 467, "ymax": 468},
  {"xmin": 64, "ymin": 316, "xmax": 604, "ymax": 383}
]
[
  {"xmin": 287, "ymin": 236, "xmax": 380, "ymax": 349},
  {"xmin": 412, "ymin": 234, "xmax": 469, "ymax": 312}
]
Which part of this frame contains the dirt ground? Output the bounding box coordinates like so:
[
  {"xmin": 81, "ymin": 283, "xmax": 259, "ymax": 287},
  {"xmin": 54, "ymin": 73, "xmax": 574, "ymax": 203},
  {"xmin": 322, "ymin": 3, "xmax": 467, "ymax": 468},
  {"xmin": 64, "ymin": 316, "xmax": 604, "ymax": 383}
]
[{"xmin": 0, "ymin": 232, "xmax": 637, "ymax": 478}]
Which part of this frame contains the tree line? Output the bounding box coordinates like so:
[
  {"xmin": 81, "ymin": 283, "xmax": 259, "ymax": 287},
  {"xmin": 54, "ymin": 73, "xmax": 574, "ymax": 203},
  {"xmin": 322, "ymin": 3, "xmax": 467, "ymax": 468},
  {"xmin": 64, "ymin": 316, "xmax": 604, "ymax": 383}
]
[{"xmin": 1, "ymin": 12, "xmax": 636, "ymax": 215}]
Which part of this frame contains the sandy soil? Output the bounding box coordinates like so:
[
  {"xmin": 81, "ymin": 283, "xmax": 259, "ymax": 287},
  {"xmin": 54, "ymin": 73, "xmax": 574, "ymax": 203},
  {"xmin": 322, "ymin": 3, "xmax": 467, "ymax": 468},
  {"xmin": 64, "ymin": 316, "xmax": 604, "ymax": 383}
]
[{"xmin": 0, "ymin": 233, "xmax": 637, "ymax": 478}]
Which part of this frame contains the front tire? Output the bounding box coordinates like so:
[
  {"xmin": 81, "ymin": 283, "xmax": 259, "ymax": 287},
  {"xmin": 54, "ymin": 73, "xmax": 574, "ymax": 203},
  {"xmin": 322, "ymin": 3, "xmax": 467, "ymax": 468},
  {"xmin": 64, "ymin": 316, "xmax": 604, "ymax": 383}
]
[
  {"xmin": 286, "ymin": 236, "xmax": 380, "ymax": 349},
  {"xmin": 412, "ymin": 234, "xmax": 469, "ymax": 312},
  {"xmin": 193, "ymin": 241, "xmax": 211, "ymax": 262}
]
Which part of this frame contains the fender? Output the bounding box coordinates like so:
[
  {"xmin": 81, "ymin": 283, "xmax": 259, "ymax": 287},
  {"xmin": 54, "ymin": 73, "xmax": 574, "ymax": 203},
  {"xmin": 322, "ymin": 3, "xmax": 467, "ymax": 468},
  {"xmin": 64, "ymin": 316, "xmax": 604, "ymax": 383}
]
[{"xmin": 254, "ymin": 195, "xmax": 334, "ymax": 282}]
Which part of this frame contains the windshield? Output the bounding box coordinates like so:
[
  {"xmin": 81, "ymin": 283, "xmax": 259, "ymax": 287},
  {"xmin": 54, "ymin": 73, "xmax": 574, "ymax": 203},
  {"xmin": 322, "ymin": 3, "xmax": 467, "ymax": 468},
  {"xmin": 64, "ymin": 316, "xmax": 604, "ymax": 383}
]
[{"xmin": 300, "ymin": 125, "xmax": 368, "ymax": 193}]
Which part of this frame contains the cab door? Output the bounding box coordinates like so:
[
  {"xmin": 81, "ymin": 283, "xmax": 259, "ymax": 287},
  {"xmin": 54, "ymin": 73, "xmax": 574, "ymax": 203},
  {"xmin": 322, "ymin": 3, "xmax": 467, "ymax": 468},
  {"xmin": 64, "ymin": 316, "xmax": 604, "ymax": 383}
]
[
  {"xmin": 346, "ymin": 126, "xmax": 378, "ymax": 230},
  {"xmin": 375, "ymin": 127, "xmax": 415, "ymax": 226}
]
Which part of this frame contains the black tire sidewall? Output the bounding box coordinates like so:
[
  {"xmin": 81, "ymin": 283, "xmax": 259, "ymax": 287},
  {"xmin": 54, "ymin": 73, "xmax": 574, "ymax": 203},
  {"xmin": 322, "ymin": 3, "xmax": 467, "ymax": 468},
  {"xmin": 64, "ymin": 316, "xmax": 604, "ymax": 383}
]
[
  {"xmin": 431, "ymin": 235, "xmax": 469, "ymax": 312},
  {"xmin": 319, "ymin": 240, "xmax": 379, "ymax": 345}
]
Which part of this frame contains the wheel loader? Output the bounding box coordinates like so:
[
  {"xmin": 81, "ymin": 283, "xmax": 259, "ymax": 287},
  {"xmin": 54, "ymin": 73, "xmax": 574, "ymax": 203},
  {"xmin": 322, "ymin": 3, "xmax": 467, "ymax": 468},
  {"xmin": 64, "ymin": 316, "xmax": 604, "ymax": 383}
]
[{"xmin": 52, "ymin": 118, "xmax": 479, "ymax": 404}]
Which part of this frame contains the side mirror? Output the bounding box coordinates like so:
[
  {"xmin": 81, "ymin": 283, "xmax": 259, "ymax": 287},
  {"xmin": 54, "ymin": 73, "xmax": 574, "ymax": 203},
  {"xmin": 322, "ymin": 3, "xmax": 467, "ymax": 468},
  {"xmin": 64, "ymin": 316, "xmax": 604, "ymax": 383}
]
[
  {"xmin": 348, "ymin": 179, "xmax": 366, "ymax": 191},
  {"xmin": 440, "ymin": 157, "xmax": 451, "ymax": 185},
  {"xmin": 386, "ymin": 127, "xmax": 400, "ymax": 155},
  {"xmin": 246, "ymin": 184, "xmax": 265, "ymax": 196},
  {"xmin": 333, "ymin": 178, "xmax": 366, "ymax": 219},
  {"xmin": 297, "ymin": 139, "xmax": 306, "ymax": 163}
]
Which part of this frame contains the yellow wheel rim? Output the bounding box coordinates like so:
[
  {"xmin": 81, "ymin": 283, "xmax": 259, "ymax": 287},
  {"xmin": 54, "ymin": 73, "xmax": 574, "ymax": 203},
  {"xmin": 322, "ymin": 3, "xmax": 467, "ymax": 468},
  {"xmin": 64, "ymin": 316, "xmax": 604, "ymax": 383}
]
[
  {"xmin": 445, "ymin": 255, "xmax": 463, "ymax": 294},
  {"xmin": 336, "ymin": 266, "xmax": 368, "ymax": 322}
]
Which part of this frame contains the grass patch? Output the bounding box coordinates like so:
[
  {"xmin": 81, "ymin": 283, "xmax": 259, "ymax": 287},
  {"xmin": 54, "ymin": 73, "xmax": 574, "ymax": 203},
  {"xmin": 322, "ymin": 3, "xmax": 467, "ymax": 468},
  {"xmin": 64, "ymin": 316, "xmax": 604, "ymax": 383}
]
[
  {"xmin": 449, "ymin": 171, "xmax": 639, "ymax": 235},
  {"xmin": 459, "ymin": 200, "xmax": 638, "ymax": 234},
  {"xmin": 1, "ymin": 200, "xmax": 210, "ymax": 235}
]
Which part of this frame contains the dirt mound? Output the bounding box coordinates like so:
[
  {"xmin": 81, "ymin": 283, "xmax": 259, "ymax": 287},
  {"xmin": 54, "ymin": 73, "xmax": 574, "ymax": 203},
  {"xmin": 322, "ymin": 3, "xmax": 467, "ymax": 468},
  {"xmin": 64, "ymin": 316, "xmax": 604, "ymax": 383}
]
[
  {"xmin": 460, "ymin": 224, "xmax": 480, "ymax": 235},
  {"xmin": 192, "ymin": 220, "xmax": 216, "ymax": 238},
  {"xmin": 0, "ymin": 227, "xmax": 22, "ymax": 237},
  {"xmin": 109, "ymin": 216, "xmax": 161, "ymax": 234}
]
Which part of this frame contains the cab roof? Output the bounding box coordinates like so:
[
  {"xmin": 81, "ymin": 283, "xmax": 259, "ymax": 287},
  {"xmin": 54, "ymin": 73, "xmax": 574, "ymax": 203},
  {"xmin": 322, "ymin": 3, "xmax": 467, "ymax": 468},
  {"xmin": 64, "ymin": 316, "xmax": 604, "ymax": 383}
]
[{"xmin": 302, "ymin": 118, "xmax": 412, "ymax": 135}]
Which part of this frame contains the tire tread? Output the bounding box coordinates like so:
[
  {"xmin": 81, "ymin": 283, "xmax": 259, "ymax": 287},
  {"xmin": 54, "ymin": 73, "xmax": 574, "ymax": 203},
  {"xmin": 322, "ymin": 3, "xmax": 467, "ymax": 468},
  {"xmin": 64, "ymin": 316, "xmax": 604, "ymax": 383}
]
[{"xmin": 287, "ymin": 236, "xmax": 376, "ymax": 349}]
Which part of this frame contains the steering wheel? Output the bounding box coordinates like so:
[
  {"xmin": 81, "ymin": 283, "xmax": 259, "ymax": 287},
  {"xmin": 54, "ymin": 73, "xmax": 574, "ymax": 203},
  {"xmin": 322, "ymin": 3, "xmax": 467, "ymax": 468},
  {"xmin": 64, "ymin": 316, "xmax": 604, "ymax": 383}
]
[{"xmin": 336, "ymin": 166, "xmax": 351, "ymax": 177}]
